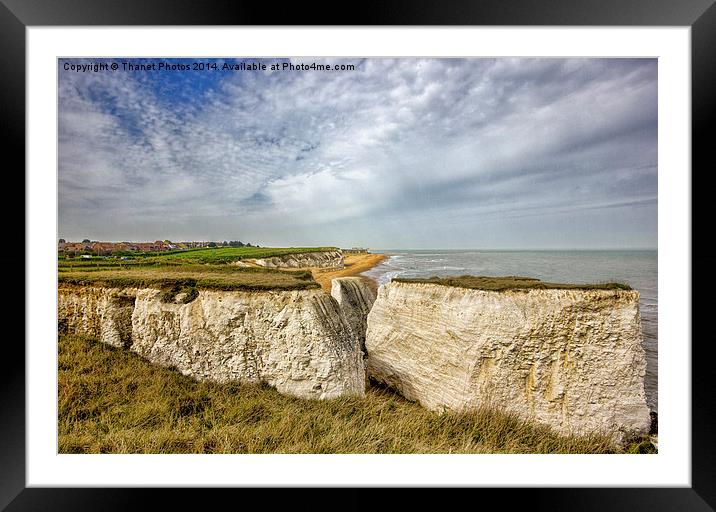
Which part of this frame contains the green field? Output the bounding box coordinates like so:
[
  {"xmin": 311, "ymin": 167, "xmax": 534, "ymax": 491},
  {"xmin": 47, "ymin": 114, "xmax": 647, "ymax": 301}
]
[
  {"xmin": 393, "ymin": 275, "xmax": 632, "ymax": 291},
  {"xmin": 157, "ymin": 246, "xmax": 337, "ymax": 264},
  {"xmin": 57, "ymin": 246, "xmax": 339, "ymax": 291},
  {"xmin": 59, "ymin": 246, "xmax": 339, "ymax": 265},
  {"xmin": 57, "ymin": 334, "xmax": 652, "ymax": 454},
  {"xmin": 58, "ymin": 264, "xmax": 319, "ymax": 291},
  {"xmin": 57, "ymin": 247, "xmax": 335, "ymax": 296}
]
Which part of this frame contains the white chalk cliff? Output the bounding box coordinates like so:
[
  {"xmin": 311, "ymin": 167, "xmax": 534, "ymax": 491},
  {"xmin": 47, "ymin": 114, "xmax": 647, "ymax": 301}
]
[
  {"xmin": 58, "ymin": 275, "xmax": 652, "ymax": 439},
  {"xmin": 58, "ymin": 284, "xmax": 365, "ymax": 399},
  {"xmin": 330, "ymin": 277, "xmax": 376, "ymax": 352},
  {"xmin": 250, "ymin": 250, "xmax": 344, "ymax": 269},
  {"xmin": 365, "ymin": 281, "xmax": 650, "ymax": 438}
]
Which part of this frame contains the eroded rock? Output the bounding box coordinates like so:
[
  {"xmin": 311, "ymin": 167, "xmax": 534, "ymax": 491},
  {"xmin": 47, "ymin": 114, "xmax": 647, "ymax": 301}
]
[
  {"xmin": 58, "ymin": 284, "xmax": 136, "ymax": 348},
  {"xmin": 251, "ymin": 250, "xmax": 344, "ymax": 269},
  {"xmin": 365, "ymin": 281, "xmax": 650, "ymax": 438},
  {"xmin": 58, "ymin": 284, "xmax": 365, "ymax": 400},
  {"xmin": 330, "ymin": 277, "xmax": 376, "ymax": 352}
]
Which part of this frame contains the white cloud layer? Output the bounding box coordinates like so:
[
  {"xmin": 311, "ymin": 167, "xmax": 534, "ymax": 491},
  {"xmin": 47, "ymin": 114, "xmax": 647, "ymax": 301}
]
[{"xmin": 58, "ymin": 58, "xmax": 657, "ymax": 248}]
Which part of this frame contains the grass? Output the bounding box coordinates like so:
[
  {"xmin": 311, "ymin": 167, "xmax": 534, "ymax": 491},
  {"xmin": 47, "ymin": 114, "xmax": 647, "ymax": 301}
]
[
  {"xmin": 58, "ymin": 264, "xmax": 319, "ymax": 291},
  {"xmin": 58, "ymin": 334, "xmax": 640, "ymax": 454},
  {"xmin": 393, "ymin": 275, "xmax": 632, "ymax": 291},
  {"xmin": 58, "ymin": 258, "xmax": 175, "ymax": 270},
  {"xmin": 145, "ymin": 246, "xmax": 338, "ymax": 264},
  {"xmin": 58, "ymin": 246, "xmax": 339, "ymax": 264}
]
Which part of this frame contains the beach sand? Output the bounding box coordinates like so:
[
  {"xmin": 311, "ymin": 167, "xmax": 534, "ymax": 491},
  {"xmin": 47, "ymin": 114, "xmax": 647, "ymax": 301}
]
[{"xmin": 312, "ymin": 253, "xmax": 387, "ymax": 293}]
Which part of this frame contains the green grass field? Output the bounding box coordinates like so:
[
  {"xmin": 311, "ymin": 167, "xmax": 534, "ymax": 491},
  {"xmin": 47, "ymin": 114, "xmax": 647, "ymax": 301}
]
[
  {"xmin": 58, "ymin": 334, "xmax": 654, "ymax": 454},
  {"xmin": 393, "ymin": 275, "xmax": 632, "ymax": 291},
  {"xmin": 156, "ymin": 246, "xmax": 338, "ymax": 264},
  {"xmin": 59, "ymin": 246, "xmax": 339, "ymax": 265},
  {"xmin": 56, "ymin": 246, "xmax": 338, "ymax": 291},
  {"xmin": 58, "ymin": 264, "xmax": 319, "ymax": 291}
]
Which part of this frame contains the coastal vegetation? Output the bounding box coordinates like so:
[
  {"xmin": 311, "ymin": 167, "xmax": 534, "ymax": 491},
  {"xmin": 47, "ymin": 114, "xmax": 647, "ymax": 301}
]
[
  {"xmin": 59, "ymin": 246, "xmax": 339, "ymax": 264},
  {"xmin": 58, "ymin": 264, "xmax": 319, "ymax": 291},
  {"xmin": 392, "ymin": 275, "xmax": 632, "ymax": 291},
  {"xmin": 157, "ymin": 246, "xmax": 339, "ymax": 264},
  {"xmin": 57, "ymin": 245, "xmax": 361, "ymax": 293},
  {"xmin": 59, "ymin": 334, "xmax": 630, "ymax": 454}
]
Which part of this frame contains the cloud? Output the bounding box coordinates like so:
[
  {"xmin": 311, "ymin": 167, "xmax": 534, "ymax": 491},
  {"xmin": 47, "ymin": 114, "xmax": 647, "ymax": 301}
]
[{"xmin": 58, "ymin": 58, "xmax": 657, "ymax": 248}]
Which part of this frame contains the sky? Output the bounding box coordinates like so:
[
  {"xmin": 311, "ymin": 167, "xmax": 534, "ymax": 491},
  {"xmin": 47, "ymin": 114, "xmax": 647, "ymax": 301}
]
[{"xmin": 58, "ymin": 58, "xmax": 657, "ymax": 249}]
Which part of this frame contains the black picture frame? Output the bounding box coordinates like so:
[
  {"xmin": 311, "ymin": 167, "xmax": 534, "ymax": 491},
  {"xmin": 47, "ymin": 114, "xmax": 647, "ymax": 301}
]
[{"xmin": 6, "ymin": 0, "xmax": 714, "ymax": 509}]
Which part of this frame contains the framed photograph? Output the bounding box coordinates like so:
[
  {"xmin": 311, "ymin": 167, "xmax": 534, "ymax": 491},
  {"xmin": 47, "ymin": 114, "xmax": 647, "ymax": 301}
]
[{"xmin": 10, "ymin": 0, "xmax": 714, "ymax": 508}]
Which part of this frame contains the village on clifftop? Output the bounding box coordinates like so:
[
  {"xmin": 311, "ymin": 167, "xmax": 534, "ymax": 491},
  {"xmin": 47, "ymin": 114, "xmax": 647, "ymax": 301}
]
[{"xmin": 58, "ymin": 239, "xmax": 255, "ymax": 256}]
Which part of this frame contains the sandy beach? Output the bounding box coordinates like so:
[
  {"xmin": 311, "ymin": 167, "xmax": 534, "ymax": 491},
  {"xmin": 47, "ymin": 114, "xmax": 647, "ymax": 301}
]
[{"xmin": 312, "ymin": 253, "xmax": 387, "ymax": 293}]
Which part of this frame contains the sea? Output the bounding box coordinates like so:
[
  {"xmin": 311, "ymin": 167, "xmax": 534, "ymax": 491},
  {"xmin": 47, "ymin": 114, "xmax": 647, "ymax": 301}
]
[{"xmin": 362, "ymin": 249, "xmax": 658, "ymax": 413}]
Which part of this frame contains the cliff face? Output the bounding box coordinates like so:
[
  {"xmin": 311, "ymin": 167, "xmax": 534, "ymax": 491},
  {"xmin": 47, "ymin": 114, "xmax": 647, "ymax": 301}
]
[
  {"xmin": 365, "ymin": 282, "xmax": 650, "ymax": 438},
  {"xmin": 330, "ymin": 277, "xmax": 376, "ymax": 352},
  {"xmin": 58, "ymin": 275, "xmax": 652, "ymax": 439},
  {"xmin": 251, "ymin": 250, "xmax": 344, "ymax": 269},
  {"xmin": 57, "ymin": 285, "xmax": 138, "ymax": 348},
  {"xmin": 58, "ymin": 284, "xmax": 365, "ymax": 400}
]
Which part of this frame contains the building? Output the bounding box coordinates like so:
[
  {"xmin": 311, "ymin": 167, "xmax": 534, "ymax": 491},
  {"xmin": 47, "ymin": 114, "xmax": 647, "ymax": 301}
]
[{"xmin": 91, "ymin": 242, "xmax": 116, "ymax": 255}]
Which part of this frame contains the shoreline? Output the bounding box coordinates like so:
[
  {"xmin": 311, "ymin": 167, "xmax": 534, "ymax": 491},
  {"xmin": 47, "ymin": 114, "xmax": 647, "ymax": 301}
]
[{"xmin": 312, "ymin": 253, "xmax": 388, "ymax": 293}]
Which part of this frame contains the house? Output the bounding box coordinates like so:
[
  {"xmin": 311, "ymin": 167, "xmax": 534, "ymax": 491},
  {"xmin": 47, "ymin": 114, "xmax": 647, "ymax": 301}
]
[
  {"xmin": 61, "ymin": 242, "xmax": 92, "ymax": 253},
  {"xmin": 135, "ymin": 243, "xmax": 160, "ymax": 252},
  {"xmin": 91, "ymin": 242, "xmax": 115, "ymax": 256}
]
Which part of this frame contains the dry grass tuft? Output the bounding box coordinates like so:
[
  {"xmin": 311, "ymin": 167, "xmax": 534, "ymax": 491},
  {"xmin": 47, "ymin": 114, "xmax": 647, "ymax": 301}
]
[
  {"xmin": 393, "ymin": 275, "xmax": 632, "ymax": 291},
  {"xmin": 58, "ymin": 264, "xmax": 319, "ymax": 291},
  {"xmin": 59, "ymin": 334, "xmax": 630, "ymax": 454}
]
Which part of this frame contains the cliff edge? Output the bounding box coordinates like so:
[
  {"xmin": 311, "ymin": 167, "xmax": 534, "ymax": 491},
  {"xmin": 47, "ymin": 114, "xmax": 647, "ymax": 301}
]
[
  {"xmin": 365, "ymin": 280, "xmax": 650, "ymax": 438},
  {"xmin": 58, "ymin": 283, "xmax": 365, "ymax": 400},
  {"xmin": 250, "ymin": 250, "xmax": 344, "ymax": 269},
  {"xmin": 330, "ymin": 277, "xmax": 376, "ymax": 352}
]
